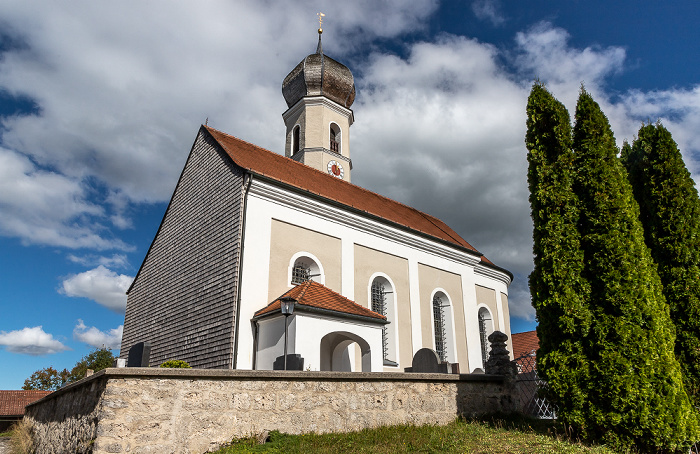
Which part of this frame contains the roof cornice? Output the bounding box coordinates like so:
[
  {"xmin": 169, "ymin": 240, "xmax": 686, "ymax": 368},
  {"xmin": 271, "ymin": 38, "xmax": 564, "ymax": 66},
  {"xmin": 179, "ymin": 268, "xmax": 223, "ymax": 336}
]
[
  {"xmin": 248, "ymin": 177, "xmax": 483, "ymax": 268},
  {"xmin": 475, "ymin": 261, "xmax": 512, "ymax": 286},
  {"xmin": 282, "ymin": 96, "xmax": 354, "ymax": 126},
  {"xmin": 252, "ymin": 304, "xmax": 389, "ymax": 325}
]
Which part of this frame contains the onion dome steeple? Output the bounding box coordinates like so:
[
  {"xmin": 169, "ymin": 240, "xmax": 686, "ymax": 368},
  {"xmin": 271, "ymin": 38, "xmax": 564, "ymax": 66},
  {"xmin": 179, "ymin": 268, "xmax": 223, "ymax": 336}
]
[
  {"xmin": 282, "ymin": 23, "xmax": 355, "ymax": 182},
  {"xmin": 282, "ymin": 30, "xmax": 356, "ymax": 109}
]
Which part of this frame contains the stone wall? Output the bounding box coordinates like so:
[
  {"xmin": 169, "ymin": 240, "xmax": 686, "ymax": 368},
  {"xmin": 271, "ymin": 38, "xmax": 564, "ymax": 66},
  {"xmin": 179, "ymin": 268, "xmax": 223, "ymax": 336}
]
[{"xmin": 25, "ymin": 368, "xmax": 517, "ymax": 454}]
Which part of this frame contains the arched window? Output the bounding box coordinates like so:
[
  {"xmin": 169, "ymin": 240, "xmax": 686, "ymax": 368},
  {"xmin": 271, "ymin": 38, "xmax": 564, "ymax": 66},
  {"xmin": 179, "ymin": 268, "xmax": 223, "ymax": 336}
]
[
  {"xmin": 432, "ymin": 290, "xmax": 456, "ymax": 363},
  {"xmin": 433, "ymin": 295, "xmax": 447, "ymax": 361},
  {"xmin": 288, "ymin": 253, "xmax": 324, "ymax": 286},
  {"xmin": 329, "ymin": 123, "xmax": 340, "ymax": 153},
  {"xmin": 369, "ymin": 274, "xmax": 397, "ymax": 364},
  {"xmin": 478, "ymin": 307, "xmax": 494, "ymax": 367},
  {"xmin": 292, "ymin": 125, "xmax": 300, "ymax": 155}
]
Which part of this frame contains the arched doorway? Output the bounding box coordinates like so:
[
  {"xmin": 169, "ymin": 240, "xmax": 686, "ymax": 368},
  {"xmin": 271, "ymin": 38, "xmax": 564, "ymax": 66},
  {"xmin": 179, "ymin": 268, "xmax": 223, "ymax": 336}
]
[{"xmin": 320, "ymin": 331, "xmax": 372, "ymax": 372}]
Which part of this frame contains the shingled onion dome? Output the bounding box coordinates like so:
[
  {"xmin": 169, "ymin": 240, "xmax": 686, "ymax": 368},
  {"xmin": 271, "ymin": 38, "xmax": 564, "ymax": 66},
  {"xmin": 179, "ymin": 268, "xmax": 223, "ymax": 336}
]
[{"xmin": 282, "ymin": 31, "xmax": 355, "ymax": 109}]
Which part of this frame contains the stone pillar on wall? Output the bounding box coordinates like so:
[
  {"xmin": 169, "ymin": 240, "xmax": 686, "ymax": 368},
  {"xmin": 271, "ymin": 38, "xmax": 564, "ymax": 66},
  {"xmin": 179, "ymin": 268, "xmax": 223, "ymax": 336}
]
[{"xmin": 484, "ymin": 331, "xmax": 517, "ymax": 377}]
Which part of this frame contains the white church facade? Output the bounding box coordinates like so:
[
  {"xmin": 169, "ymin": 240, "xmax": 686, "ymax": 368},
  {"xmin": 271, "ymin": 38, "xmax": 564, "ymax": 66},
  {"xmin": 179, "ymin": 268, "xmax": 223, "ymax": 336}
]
[{"xmin": 120, "ymin": 31, "xmax": 513, "ymax": 374}]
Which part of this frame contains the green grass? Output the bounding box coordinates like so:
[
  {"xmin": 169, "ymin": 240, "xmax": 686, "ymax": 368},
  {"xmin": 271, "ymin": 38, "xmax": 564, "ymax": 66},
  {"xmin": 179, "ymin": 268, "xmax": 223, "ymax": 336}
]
[
  {"xmin": 214, "ymin": 416, "xmax": 615, "ymax": 454},
  {"xmin": 0, "ymin": 431, "xmax": 10, "ymax": 437}
]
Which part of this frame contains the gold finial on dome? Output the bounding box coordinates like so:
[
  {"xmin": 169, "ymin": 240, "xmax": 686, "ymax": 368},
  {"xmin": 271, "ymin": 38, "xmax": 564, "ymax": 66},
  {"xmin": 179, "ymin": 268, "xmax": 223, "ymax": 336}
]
[{"xmin": 317, "ymin": 12, "xmax": 325, "ymax": 34}]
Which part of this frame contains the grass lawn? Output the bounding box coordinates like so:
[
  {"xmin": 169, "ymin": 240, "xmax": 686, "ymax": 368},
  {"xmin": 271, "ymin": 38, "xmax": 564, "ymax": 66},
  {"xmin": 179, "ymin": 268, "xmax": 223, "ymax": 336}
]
[{"xmin": 213, "ymin": 416, "xmax": 614, "ymax": 454}]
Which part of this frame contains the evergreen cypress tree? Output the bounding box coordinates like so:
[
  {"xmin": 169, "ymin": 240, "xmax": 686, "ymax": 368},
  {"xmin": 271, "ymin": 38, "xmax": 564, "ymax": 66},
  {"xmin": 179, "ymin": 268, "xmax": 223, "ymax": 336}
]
[
  {"xmin": 572, "ymin": 89, "xmax": 698, "ymax": 451},
  {"xmin": 623, "ymin": 123, "xmax": 700, "ymax": 405},
  {"xmin": 525, "ymin": 82, "xmax": 591, "ymax": 428}
]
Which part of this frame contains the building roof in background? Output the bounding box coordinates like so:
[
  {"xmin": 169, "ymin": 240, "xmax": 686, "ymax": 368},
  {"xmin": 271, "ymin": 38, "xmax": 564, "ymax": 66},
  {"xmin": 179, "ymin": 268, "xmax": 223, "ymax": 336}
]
[
  {"xmin": 0, "ymin": 390, "xmax": 51, "ymax": 416},
  {"xmin": 511, "ymin": 330, "xmax": 539, "ymax": 374},
  {"xmin": 511, "ymin": 330, "xmax": 539, "ymax": 359},
  {"xmin": 254, "ymin": 281, "xmax": 386, "ymax": 322}
]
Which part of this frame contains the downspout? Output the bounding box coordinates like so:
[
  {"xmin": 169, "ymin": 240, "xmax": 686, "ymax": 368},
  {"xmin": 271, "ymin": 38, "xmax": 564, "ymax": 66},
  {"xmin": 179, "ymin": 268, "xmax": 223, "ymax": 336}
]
[
  {"xmin": 251, "ymin": 320, "xmax": 259, "ymax": 370},
  {"xmin": 232, "ymin": 173, "xmax": 253, "ymax": 369}
]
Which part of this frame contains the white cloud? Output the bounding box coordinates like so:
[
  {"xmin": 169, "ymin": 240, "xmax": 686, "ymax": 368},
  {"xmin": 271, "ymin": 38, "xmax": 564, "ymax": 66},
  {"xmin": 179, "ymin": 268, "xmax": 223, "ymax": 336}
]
[
  {"xmin": 472, "ymin": 0, "xmax": 505, "ymax": 26},
  {"xmin": 0, "ymin": 1, "xmax": 437, "ymax": 250},
  {"xmin": 0, "ymin": 148, "xmax": 129, "ymax": 250},
  {"xmin": 61, "ymin": 265, "xmax": 133, "ymax": 313},
  {"xmin": 515, "ymin": 23, "xmax": 626, "ymax": 101},
  {"xmin": 73, "ymin": 320, "xmax": 123, "ymax": 350},
  {"xmin": 350, "ymin": 24, "xmax": 700, "ymax": 321},
  {"xmin": 67, "ymin": 253, "xmax": 130, "ymax": 270},
  {"xmin": 0, "ymin": 326, "xmax": 69, "ymax": 355}
]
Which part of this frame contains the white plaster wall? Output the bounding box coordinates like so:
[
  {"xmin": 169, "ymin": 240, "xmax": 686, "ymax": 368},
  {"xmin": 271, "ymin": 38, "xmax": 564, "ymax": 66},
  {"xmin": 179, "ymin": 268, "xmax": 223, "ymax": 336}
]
[
  {"xmin": 256, "ymin": 316, "xmax": 296, "ymax": 370},
  {"xmin": 236, "ymin": 179, "xmax": 511, "ymax": 371},
  {"xmin": 295, "ymin": 313, "xmax": 384, "ymax": 372}
]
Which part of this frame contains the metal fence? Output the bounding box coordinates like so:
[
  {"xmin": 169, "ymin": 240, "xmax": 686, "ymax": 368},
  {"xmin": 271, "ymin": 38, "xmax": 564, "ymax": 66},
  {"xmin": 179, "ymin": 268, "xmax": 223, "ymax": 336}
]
[
  {"xmin": 512, "ymin": 352, "xmax": 557, "ymax": 419},
  {"xmin": 512, "ymin": 353, "xmax": 700, "ymax": 453}
]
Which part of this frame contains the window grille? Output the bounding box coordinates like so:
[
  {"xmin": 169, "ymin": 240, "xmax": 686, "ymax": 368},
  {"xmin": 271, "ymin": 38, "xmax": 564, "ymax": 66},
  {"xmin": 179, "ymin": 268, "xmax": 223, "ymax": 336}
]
[
  {"xmin": 291, "ymin": 263, "xmax": 310, "ymax": 285},
  {"xmin": 433, "ymin": 295, "xmax": 447, "ymax": 362},
  {"xmin": 371, "ymin": 281, "xmax": 389, "ymax": 360},
  {"xmin": 479, "ymin": 311, "xmax": 489, "ymax": 367}
]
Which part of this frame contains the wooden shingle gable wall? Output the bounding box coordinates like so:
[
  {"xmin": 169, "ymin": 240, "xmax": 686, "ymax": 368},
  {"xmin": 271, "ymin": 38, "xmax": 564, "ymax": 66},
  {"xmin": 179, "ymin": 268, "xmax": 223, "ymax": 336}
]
[{"xmin": 121, "ymin": 131, "xmax": 245, "ymax": 368}]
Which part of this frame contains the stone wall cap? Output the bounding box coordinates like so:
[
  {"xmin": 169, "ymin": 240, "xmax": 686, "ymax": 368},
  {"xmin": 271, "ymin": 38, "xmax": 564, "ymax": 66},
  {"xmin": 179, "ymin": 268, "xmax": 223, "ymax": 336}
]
[
  {"xmin": 25, "ymin": 367, "xmax": 506, "ymax": 409},
  {"xmin": 99, "ymin": 368, "xmax": 505, "ymax": 382}
]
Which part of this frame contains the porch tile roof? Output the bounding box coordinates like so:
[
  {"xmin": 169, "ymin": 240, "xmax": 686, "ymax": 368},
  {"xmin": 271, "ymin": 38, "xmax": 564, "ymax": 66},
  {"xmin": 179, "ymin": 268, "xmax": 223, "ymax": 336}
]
[
  {"xmin": 0, "ymin": 390, "xmax": 51, "ymax": 416},
  {"xmin": 253, "ymin": 281, "xmax": 386, "ymax": 321},
  {"xmin": 204, "ymin": 126, "xmax": 487, "ymax": 258}
]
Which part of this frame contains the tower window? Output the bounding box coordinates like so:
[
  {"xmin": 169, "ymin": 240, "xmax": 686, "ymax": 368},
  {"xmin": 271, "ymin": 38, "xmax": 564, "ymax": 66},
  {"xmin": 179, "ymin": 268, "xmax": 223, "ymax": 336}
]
[
  {"xmin": 292, "ymin": 126, "xmax": 300, "ymax": 155},
  {"xmin": 329, "ymin": 123, "xmax": 340, "ymax": 153}
]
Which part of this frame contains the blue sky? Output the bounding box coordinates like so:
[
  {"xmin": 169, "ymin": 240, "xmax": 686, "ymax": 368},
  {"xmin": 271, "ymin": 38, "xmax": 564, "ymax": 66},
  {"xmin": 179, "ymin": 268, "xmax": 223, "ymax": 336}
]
[{"xmin": 1, "ymin": 1, "xmax": 699, "ymax": 389}]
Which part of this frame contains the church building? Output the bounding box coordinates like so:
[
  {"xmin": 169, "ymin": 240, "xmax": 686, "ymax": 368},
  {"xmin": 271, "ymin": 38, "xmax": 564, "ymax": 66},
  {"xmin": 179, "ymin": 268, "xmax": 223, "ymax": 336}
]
[{"xmin": 120, "ymin": 30, "xmax": 513, "ymax": 373}]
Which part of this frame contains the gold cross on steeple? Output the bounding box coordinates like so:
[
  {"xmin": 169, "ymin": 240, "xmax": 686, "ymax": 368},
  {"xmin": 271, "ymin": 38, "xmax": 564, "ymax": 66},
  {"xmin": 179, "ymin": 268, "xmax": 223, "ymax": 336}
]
[{"xmin": 317, "ymin": 12, "xmax": 325, "ymax": 34}]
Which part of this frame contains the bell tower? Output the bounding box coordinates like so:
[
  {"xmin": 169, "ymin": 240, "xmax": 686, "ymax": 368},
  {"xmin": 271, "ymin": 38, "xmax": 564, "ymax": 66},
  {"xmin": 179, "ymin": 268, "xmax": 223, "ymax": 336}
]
[{"xmin": 281, "ymin": 27, "xmax": 355, "ymax": 182}]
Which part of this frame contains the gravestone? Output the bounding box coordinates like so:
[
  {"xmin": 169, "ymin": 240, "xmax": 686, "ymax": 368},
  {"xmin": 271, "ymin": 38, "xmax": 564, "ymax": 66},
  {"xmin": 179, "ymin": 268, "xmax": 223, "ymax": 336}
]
[
  {"xmin": 404, "ymin": 348, "xmax": 451, "ymax": 373},
  {"xmin": 127, "ymin": 341, "xmax": 151, "ymax": 367},
  {"xmin": 273, "ymin": 354, "xmax": 304, "ymax": 371}
]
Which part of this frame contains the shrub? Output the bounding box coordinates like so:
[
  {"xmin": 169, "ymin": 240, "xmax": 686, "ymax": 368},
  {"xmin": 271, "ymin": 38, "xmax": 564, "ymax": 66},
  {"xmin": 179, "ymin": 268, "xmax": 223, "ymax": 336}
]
[
  {"xmin": 9, "ymin": 419, "xmax": 34, "ymax": 454},
  {"xmin": 159, "ymin": 359, "xmax": 191, "ymax": 368}
]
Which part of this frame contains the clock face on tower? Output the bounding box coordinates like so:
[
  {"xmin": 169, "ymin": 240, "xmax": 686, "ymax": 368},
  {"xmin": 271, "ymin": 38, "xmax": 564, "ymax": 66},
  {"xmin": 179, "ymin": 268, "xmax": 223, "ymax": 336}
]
[{"xmin": 327, "ymin": 160, "xmax": 344, "ymax": 179}]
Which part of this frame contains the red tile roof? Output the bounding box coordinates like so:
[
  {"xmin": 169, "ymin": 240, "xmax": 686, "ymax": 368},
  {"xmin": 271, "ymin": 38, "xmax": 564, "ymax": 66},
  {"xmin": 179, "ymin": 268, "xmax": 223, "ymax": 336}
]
[
  {"xmin": 511, "ymin": 330, "xmax": 539, "ymax": 373},
  {"xmin": 254, "ymin": 281, "xmax": 386, "ymax": 322},
  {"xmin": 0, "ymin": 390, "xmax": 51, "ymax": 416},
  {"xmin": 204, "ymin": 126, "xmax": 490, "ymax": 258},
  {"xmin": 511, "ymin": 330, "xmax": 539, "ymax": 359}
]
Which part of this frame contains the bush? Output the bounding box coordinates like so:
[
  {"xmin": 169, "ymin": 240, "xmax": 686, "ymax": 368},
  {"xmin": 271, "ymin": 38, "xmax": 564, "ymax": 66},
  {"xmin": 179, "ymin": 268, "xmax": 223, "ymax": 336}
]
[
  {"xmin": 9, "ymin": 419, "xmax": 34, "ymax": 454},
  {"xmin": 159, "ymin": 359, "xmax": 191, "ymax": 368}
]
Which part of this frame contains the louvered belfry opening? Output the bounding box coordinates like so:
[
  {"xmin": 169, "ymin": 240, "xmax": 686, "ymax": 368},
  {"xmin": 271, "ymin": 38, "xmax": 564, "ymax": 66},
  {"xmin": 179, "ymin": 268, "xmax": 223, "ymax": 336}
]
[{"xmin": 330, "ymin": 125, "xmax": 340, "ymax": 153}]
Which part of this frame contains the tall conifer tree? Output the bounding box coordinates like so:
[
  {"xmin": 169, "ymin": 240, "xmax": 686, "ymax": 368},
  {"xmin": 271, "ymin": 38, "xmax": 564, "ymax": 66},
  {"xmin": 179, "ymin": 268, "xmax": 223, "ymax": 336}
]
[
  {"xmin": 525, "ymin": 83, "xmax": 590, "ymax": 428},
  {"xmin": 623, "ymin": 123, "xmax": 700, "ymax": 405},
  {"xmin": 572, "ymin": 89, "xmax": 697, "ymax": 451}
]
